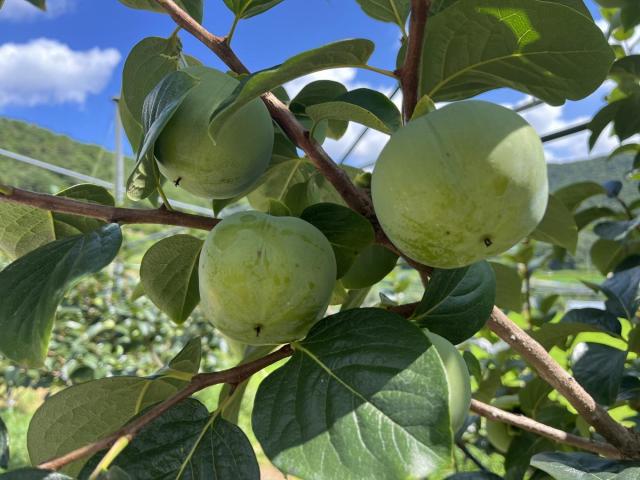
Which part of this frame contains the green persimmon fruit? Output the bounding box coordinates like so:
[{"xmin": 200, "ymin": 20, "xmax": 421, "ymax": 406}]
[
  {"xmin": 199, "ymin": 211, "xmax": 336, "ymax": 345},
  {"xmin": 372, "ymin": 100, "xmax": 548, "ymax": 269},
  {"xmin": 425, "ymin": 331, "xmax": 471, "ymax": 432},
  {"xmin": 155, "ymin": 66, "xmax": 274, "ymax": 199}
]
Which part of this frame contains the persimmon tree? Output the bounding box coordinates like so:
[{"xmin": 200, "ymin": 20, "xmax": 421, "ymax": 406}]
[{"xmin": 1, "ymin": 0, "xmax": 640, "ymax": 479}]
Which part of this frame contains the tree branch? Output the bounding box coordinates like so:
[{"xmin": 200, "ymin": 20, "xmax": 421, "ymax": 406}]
[
  {"xmin": 38, "ymin": 345, "xmax": 293, "ymax": 472},
  {"xmin": 390, "ymin": 302, "xmax": 640, "ymax": 457},
  {"xmin": 154, "ymin": 0, "xmax": 373, "ymax": 218},
  {"xmin": 470, "ymin": 399, "xmax": 621, "ymax": 459},
  {"xmin": 486, "ymin": 307, "xmax": 640, "ymax": 457},
  {"xmin": 399, "ymin": 0, "xmax": 430, "ymax": 122},
  {"xmin": 0, "ymin": 185, "xmax": 218, "ymax": 231}
]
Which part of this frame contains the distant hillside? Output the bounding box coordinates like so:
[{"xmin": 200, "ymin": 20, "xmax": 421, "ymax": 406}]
[
  {"xmin": 0, "ymin": 117, "xmax": 207, "ymax": 206},
  {"xmin": 0, "ymin": 115, "xmax": 635, "ymax": 206}
]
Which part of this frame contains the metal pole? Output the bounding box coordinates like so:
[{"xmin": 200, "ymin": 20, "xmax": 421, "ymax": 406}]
[{"xmin": 113, "ymin": 98, "xmax": 125, "ymax": 206}]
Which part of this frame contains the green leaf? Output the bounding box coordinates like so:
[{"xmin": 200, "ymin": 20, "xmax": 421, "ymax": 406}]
[
  {"xmin": 248, "ymin": 158, "xmax": 314, "ymax": 211},
  {"xmin": 117, "ymin": 0, "xmax": 203, "ymax": 23},
  {"xmin": 354, "ymin": 0, "xmax": 411, "ymax": 27},
  {"xmin": 95, "ymin": 467, "xmax": 131, "ymax": 480},
  {"xmin": 209, "ymin": 39, "xmax": 375, "ymax": 138},
  {"xmin": 421, "ymin": 0, "xmax": 614, "ymax": 105},
  {"xmin": 0, "ymin": 470, "xmax": 71, "ymax": 480},
  {"xmin": 0, "ymin": 203, "xmax": 55, "ymax": 260},
  {"xmin": 222, "ymin": 0, "xmax": 284, "ymax": 19},
  {"xmin": 599, "ymin": 266, "xmax": 640, "ymax": 319},
  {"xmin": 140, "ymin": 234, "xmax": 203, "ymax": 324},
  {"xmin": 24, "ymin": 0, "xmax": 46, "ymax": 10},
  {"xmin": 290, "ymin": 80, "xmax": 349, "ymax": 140},
  {"xmin": 519, "ymin": 377, "xmax": 552, "ymax": 417},
  {"xmin": 531, "ymin": 194, "xmax": 578, "ymax": 254},
  {"xmin": 594, "ymin": 217, "xmax": 640, "ymax": 240},
  {"xmin": 341, "ymin": 244, "xmax": 398, "ymax": 289},
  {"xmin": 589, "ymin": 101, "xmax": 623, "ymax": 150},
  {"xmin": 81, "ymin": 399, "xmax": 259, "ymax": 480},
  {"xmin": 489, "ymin": 261, "xmax": 523, "ymax": 312},
  {"xmin": 553, "ymin": 181, "xmax": 606, "ymax": 212},
  {"xmin": 574, "ymin": 206, "xmax": 618, "ymax": 230},
  {"xmin": 53, "ymin": 184, "xmax": 115, "ymax": 235},
  {"xmin": 445, "ymin": 474, "xmax": 502, "ymax": 480},
  {"xmin": 413, "ymin": 261, "xmax": 496, "ymax": 344},
  {"xmin": 28, "ymin": 346, "xmax": 201, "ymax": 476},
  {"xmin": 572, "ymin": 342, "xmax": 626, "ymax": 405},
  {"xmin": 121, "ymin": 36, "xmax": 183, "ymax": 128},
  {"xmin": 590, "ymin": 238, "xmax": 640, "ymax": 275},
  {"xmin": 253, "ymin": 308, "xmax": 454, "ymax": 479},
  {"xmin": 531, "ymin": 452, "xmax": 640, "ymax": 480},
  {"xmin": 531, "ymin": 321, "xmax": 621, "ymax": 350},
  {"xmin": 561, "ymin": 308, "xmax": 621, "ymax": 335},
  {"xmin": 127, "ymin": 70, "xmax": 199, "ymax": 201},
  {"xmin": 0, "ymin": 224, "xmax": 122, "ymax": 367},
  {"xmin": 306, "ymin": 88, "xmax": 402, "ymax": 134},
  {"xmin": 0, "ymin": 416, "xmax": 8, "ymax": 470},
  {"xmin": 300, "ymin": 202, "xmax": 375, "ymax": 277}
]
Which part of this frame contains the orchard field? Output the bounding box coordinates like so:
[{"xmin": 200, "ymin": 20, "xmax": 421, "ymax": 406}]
[{"xmin": 1, "ymin": 1, "xmax": 640, "ymax": 479}]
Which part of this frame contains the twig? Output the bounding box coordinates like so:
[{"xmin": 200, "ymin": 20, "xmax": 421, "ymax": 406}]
[
  {"xmin": 154, "ymin": 0, "xmax": 373, "ymax": 218},
  {"xmin": 38, "ymin": 345, "xmax": 293, "ymax": 471},
  {"xmin": 399, "ymin": 0, "xmax": 431, "ymax": 122},
  {"xmin": 0, "ymin": 186, "xmax": 218, "ymax": 231},
  {"xmin": 470, "ymin": 399, "xmax": 621, "ymax": 459},
  {"xmin": 455, "ymin": 439, "xmax": 490, "ymax": 472},
  {"xmin": 486, "ymin": 307, "xmax": 640, "ymax": 457}
]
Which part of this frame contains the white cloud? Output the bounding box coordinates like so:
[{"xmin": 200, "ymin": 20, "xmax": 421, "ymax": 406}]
[
  {"xmin": 0, "ymin": 0, "xmax": 74, "ymax": 21},
  {"xmin": 0, "ymin": 39, "xmax": 121, "ymax": 107}
]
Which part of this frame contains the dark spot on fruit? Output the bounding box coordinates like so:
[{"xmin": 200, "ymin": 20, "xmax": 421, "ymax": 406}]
[
  {"xmin": 254, "ymin": 324, "xmax": 263, "ymax": 337},
  {"xmin": 446, "ymin": 231, "xmax": 451, "ymax": 235},
  {"xmin": 174, "ymin": 177, "xmax": 182, "ymax": 187},
  {"xmin": 483, "ymin": 237, "xmax": 493, "ymax": 247}
]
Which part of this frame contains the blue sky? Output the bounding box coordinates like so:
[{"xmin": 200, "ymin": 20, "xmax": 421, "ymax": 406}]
[{"xmin": 0, "ymin": 0, "xmax": 635, "ymax": 167}]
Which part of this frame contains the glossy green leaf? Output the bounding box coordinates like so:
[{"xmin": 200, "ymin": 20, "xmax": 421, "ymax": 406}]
[
  {"xmin": 599, "ymin": 266, "xmax": 640, "ymax": 319},
  {"xmin": 574, "ymin": 206, "xmax": 618, "ymax": 230},
  {"xmin": 531, "ymin": 452, "xmax": 640, "ymax": 480},
  {"xmin": 561, "ymin": 308, "xmax": 621, "ymax": 335},
  {"xmin": 421, "ymin": 0, "xmax": 614, "ymax": 105},
  {"xmin": 594, "ymin": 217, "xmax": 640, "ymax": 240},
  {"xmin": 28, "ymin": 343, "xmax": 201, "ymax": 476},
  {"xmin": 489, "ymin": 261, "xmax": 523, "ymax": 312},
  {"xmin": 531, "ymin": 195, "xmax": 578, "ymax": 254},
  {"xmin": 140, "ymin": 234, "xmax": 202, "ymax": 324},
  {"xmin": 413, "ymin": 261, "xmax": 496, "ymax": 345},
  {"xmin": 253, "ymin": 308, "xmax": 454, "ymax": 479},
  {"xmin": 290, "ymin": 80, "xmax": 349, "ymax": 140},
  {"xmin": 589, "ymin": 238, "xmax": 640, "ymax": 274},
  {"xmin": 301, "ymin": 202, "xmax": 375, "ymax": 277},
  {"xmin": 80, "ymin": 399, "xmax": 259, "ymax": 479},
  {"xmin": 531, "ymin": 321, "xmax": 621, "ymax": 350},
  {"xmin": 121, "ymin": 36, "xmax": 183, "ymax": 127},
  {"xmin": 117, "ymin": 0, "xmax": 203, "ymax": 23},
  {"xmin": 589, "ymin": 101, "xmax": 623, "ymax": 149},
  {"xmin": 0, "ymin": 470, "xmax": 71, "ymax": 480},
  {"xmin": 248, "ymin": 158, "xmax": 314, "ymax": 211},
  {"xmin": 445, "ymin": 473, "xmax": 502, "ymax": 480},
  {"xmin": 0, "ymin": 224, "xmax": 122, "ymax": 367},
  {"xmin": 223, "ymin": 0, "xmax": 284, "ymax": 19},
  {"xmin": 127, "ymin": 70, "xmax": 199, "ymax": 201},
  {"xmin": 519, "ymin": 377, "xmax": 553, "ymax": 417},
  {"xmin": 0, "ymin": 203, "xmax": 55, "ymax": 260},
  {"xmin": 341, "ymin": 244, "xmax": 398, "ymax": 289},
  {"xmin": 53, "ymin": 184, "xmax": 115, "ymax": 236},
  {"xmin": 306, "ymin": 88, "xmax": 402, "ymax": 134},
  {"xmin": 553, "ymin": 181, "xmax": 606, "ymax": 211},
  {"xmin": 354, "ymin": 0, "xmax": 410, "ymax": 26},
  {"xmin": 572, "ymin": 342, "xmax": 627, "ymax": 405},
  {"xmin": 24, "ymin": 0, "xmax": 46, "ymax": 9},
  {"xmin": 209, "ymin": 39, "xmax": 375, "ymax": 138}
]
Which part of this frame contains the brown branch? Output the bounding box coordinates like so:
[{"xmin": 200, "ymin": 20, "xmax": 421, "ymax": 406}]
[
  {"xmin": 399, "ymin": 0, "xmax": 430, "ymax": 122},
  {"xmin": 154, "ymin": 0, "xmax": 373, "ymax": 218},
  {"xmin": 0, "ymin": 185, "xmax": 219, "ymax": 231},
  {"xmin": 38, "ymin": 345, "xmax": 293, "ymax": 471},
  {"xmin": 470, "ymin": 399, "xmax": 621, "ymax": 459},
  {"xmin": 487, "ymin": 307, "xmax": 640, "ymax": 458}
]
